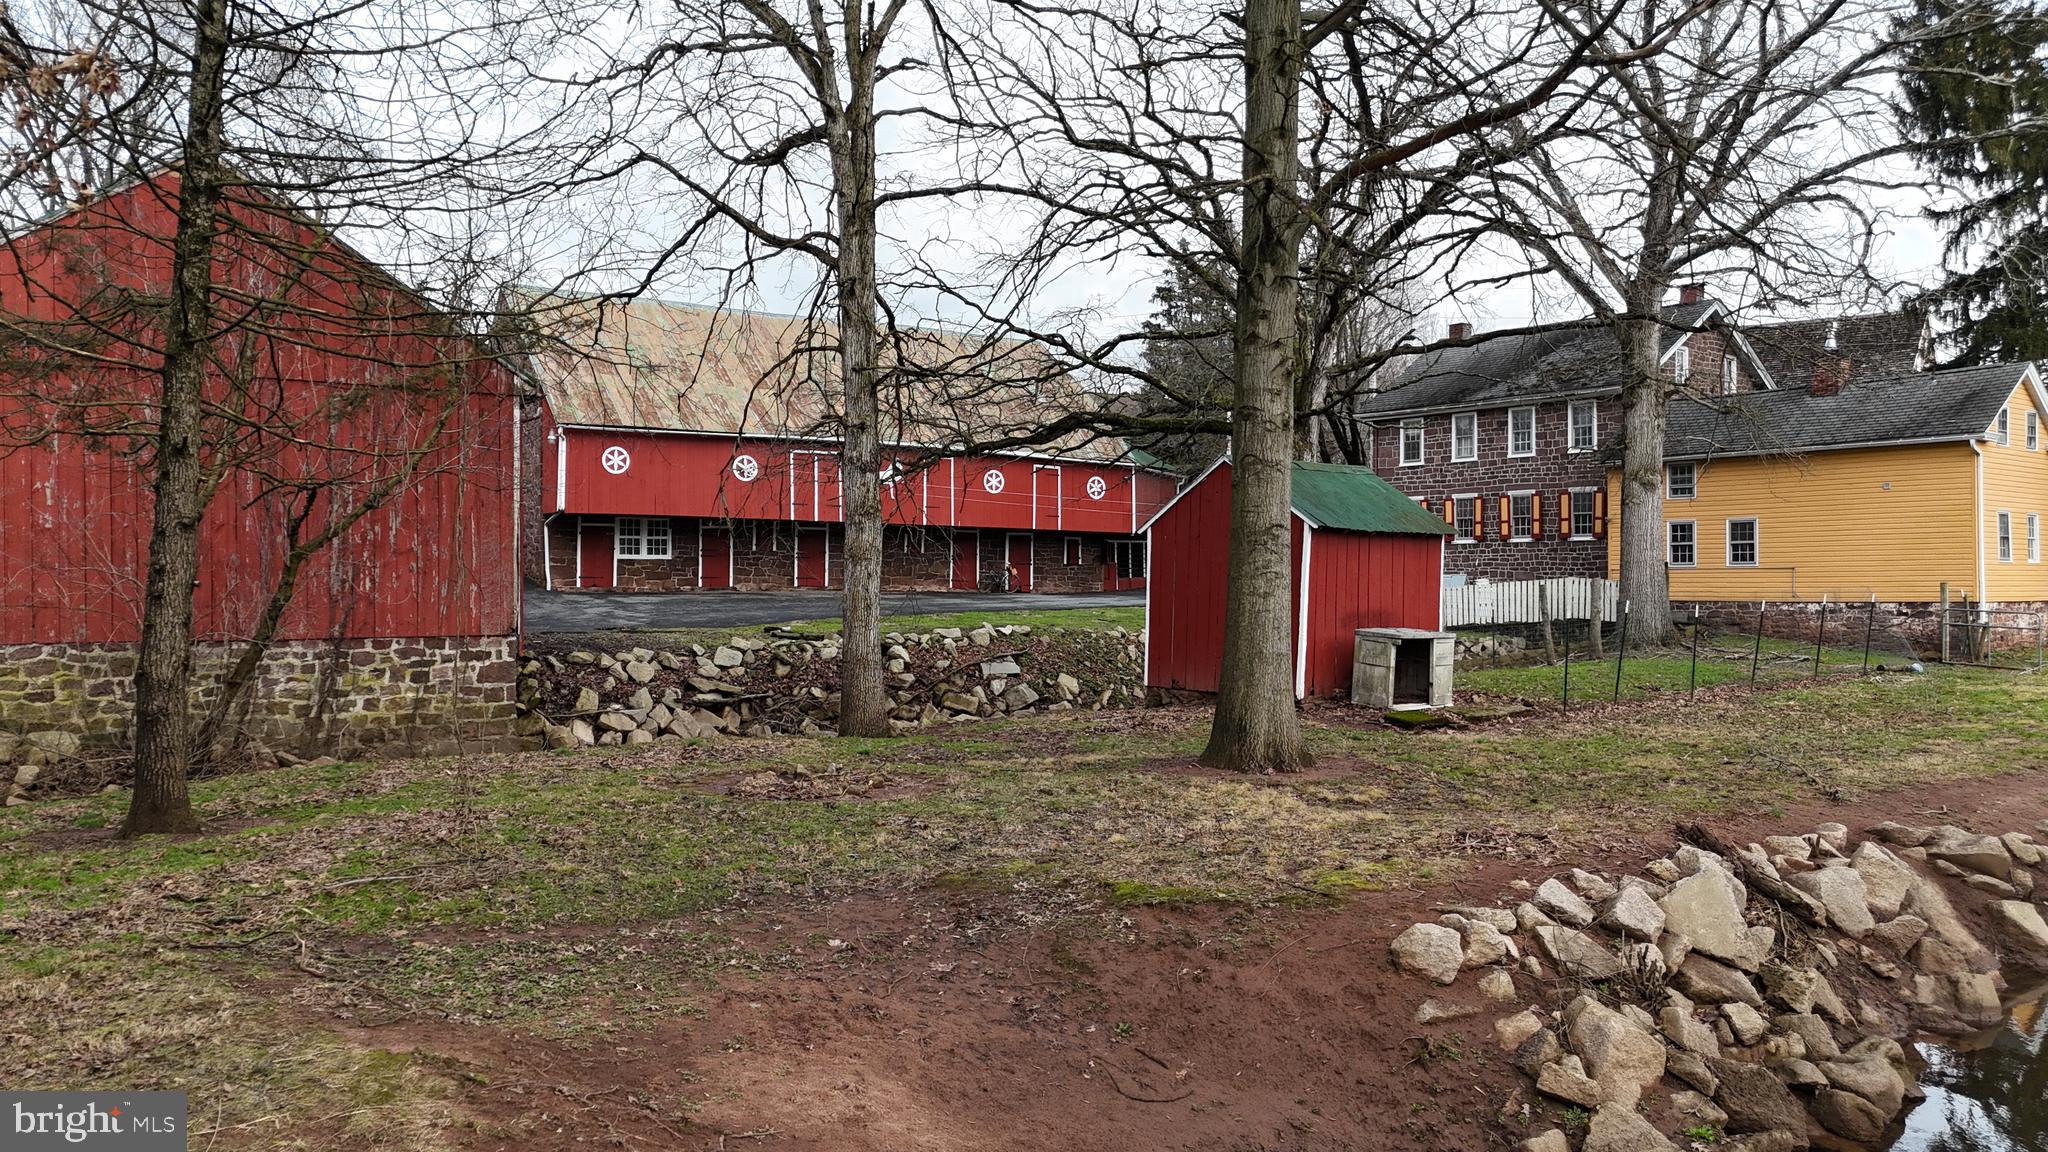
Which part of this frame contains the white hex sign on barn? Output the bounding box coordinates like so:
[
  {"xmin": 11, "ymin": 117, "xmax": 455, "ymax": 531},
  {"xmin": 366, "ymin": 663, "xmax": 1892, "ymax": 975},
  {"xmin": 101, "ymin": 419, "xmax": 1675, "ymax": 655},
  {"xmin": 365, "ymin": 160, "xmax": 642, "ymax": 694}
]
[{"xmin": 601, "ymin": 445, "xmax": 631, "ymax": 475}]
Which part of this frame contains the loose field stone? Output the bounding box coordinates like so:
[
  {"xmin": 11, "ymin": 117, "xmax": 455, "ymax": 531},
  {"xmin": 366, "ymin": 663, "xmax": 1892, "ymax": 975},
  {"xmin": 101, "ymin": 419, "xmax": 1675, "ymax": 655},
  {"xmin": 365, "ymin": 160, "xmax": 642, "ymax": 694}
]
[
  {"xmin": 1850, "ymin": 841, "xmax": 1916, "ymax": 920},
  {"xmin": 1534, "ymin": 878, "xmax": 1595, "ymax": 927},
  {"xmin": 1582, "ymin": 1105, "xmax": 1677, "ymax": 1152},
  {"xmin": 1788, "ymin": 867, "xmax": 1876, "ymax": 937},
  {"xmin": 1535, "ymin": 1057, "xmax": 1604, "ymax": 1108},
  {"xmin": 1389, "ymin": 923, "xmax": 1464, "ymax": 985},
  {"xmin": 1809, "ymin": 1089, "xmax": 1889, "ymax": 1144},
  {"xmin": 1709, "ymin": 1057, "xmax": 1809, "ymax": 1134},
  {"xmin": 1495, "ymin": 1008, "xmax": 1544, "ymax": 1052},
  {"xmin": 1989, "ymin": 900, "xmax": 2048, "ymax": 962},
  {"xmin": 1660, "ymin": 868, "xmax": 1750, "ymax": 966},
  {"xmin": 1598, "ymin": 886, "xmax": 1666, "ymax": 942},
  {"xmin": 1533, "ymin": 925, "xmax": 1623, "ymax": 980},
  {"xmin": 1723, "ymin": 1001, "xmax": 1768, "ymax": 1045},
  {"xmin": 1673, "ymin": 954, "xmax": 1764, "ymax": 1007},
  {"xmin": 574, "ymin": 686, "xmax": 600, "ymax": 713},
  {"xmin": 1564, "ymin": 995, "xmax": 1666, "ymax": 1106},
  {"xmin": 1477, "ymin": 969, "xmax": 1517, "ymax": 1003},
  {"xmin": 1926, "ymin": 826, "xmax": 2012, "ymax": 876},
  {"xmin": 1869, "ymin": 913, "xmax": 1929, "ymax": 954}
]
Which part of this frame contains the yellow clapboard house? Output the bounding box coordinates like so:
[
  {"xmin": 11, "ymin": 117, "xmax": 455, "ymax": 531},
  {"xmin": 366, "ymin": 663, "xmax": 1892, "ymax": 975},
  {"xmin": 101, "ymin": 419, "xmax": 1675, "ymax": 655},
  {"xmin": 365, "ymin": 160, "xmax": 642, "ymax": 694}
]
[{"xmin": 1606, "ymin": 360, "xmax": 2048, "ymax": 607}]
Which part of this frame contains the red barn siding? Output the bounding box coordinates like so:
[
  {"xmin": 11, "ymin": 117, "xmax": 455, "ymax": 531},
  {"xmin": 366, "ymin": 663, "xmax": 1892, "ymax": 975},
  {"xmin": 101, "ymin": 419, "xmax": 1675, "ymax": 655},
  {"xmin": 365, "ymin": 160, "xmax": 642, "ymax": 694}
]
[
  {"xmin": 0, "ymin": 177, "xmax": 518, "ymax": 647},
  {"xmin": 1300, "ymin": 530, "xmax": 1445, "ymax": 696},
  {"xmin": 1146, "ymin": 462, "xmax": 1443, "ymax": 699},
  {"xmin": 551, "ymin": 424, "xmax": 1173, "ymax": 535}
]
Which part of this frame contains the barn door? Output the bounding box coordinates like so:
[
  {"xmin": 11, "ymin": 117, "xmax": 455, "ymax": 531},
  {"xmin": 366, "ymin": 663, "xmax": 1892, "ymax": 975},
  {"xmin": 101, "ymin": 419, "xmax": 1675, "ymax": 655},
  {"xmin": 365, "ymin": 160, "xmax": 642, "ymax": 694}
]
[
  {"xmin": 578, "ymin": 518, "xmax": 614, "ymax": 589},
  {"xmin": 1006, "ymin": 533, "xmax": 1033, "ymax": 592},
  {"xmin": 951, "ymin": 530, "xmax": 979, "ymax": 590},
  {"xmin": 796, "ymin": 528, "xmax": 829, "ymax": 588},
  {"xmin": 699, "ymin": 526, "xmax": 732, "ymax": 589}
]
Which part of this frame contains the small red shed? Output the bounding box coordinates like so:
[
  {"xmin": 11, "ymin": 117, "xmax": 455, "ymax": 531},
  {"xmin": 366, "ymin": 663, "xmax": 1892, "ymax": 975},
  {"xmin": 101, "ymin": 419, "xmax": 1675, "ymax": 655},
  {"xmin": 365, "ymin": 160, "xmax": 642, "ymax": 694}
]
[{"xmin": 1143, "ymin": 460, "xmax": 1450, "ymax": 699}]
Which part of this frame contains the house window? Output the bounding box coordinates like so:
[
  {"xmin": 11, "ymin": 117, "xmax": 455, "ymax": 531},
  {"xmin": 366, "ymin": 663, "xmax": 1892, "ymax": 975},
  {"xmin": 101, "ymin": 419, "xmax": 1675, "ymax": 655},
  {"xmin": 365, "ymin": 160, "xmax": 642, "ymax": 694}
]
[
  {"xmin": 1998, "ymin": 511, "xmax": 2013, "ymax": 562},
  {"xmin": 1399, "ymin": 419, "xmax": 1425, "ymax": 465},
  {"xmin": 1450, "ymin": 412, "xmax": 1478, "ymax": 461},
  {"xmin": 1672, "ymin": 346, "xmax": 1691, "ymax": 384},
  {"xmin": 1667, "ymin": 461, "xmax": 1696, "ymax": 500},
  {"xmin": 1507, "ymin": 406, "xmax": 1536, "ymax": 457},
  {"xmin": 1667, "ymin": 521, "xmax": 1697, "ymax": 567},
  {"xmin": 1453, "ymin": 495, "xmax": 1478, "ymax": 542},
  {"xmin": 1063, "ymin": 536, "xmax": 1082, "ymax": 565},
  {"xmin": 1570, "ymin": 490, "xmax": 1597, "ymax": 538},
  {"xmin": 1510, "ymin": 492, "xmax": 1534, "ymax": 540},
  {"xmin": 2030, "ymin": 412, "xmax": 2040, "ymax": 450},
  {"xmin": 1722, "ymin": 355, "xmax": 1738, "ymax": 395},
  {"xmin": 1569, "ymin": 401, "xmax": 1598, "ymax": 452},
  {"xmin": 1727, "ymin": 518, "xmax": 1759, "ymax": 567},
  {"xmin": 1111, "ymin": 539, "xmax": 1146, "ymax": 579},
  {"xmin": 615, "ymin": 516, "xmax": 672, "ymax": 560},
  {"xmin": 2030, "ymin": 513, "xmax": 2041, "ymax": 563},
  {"xmin": 1996, "ymin": 406, "xmax": 2011, "ymax": 445}
]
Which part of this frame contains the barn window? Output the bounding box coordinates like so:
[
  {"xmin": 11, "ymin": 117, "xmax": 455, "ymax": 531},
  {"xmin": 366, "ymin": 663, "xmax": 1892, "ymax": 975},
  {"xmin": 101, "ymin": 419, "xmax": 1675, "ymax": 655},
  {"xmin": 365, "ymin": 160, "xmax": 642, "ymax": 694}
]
[
  {"xmin": 1064, "ymin": 537, "xmax": 1082, "ymax": 565},
  {"xmin": 1666, "ymin": 521, "xmax": 1696, "ymax": 567},
  {"xmin": 1667, "ymin": 461, "xmax": 1696, "ymax": 499},
  {"xmin": 1569, "ymin": 490, "xmax": 1597, "ymax": 538},
  {"xmin": 1399, "ymin": 419, "xmax": 1425, "ymax": 465},
  {"xmin": 1111, "ymin": 539, "xmax": 1146, "ymax": 579},
  {"xmin": 1451, "ymin": 412, "xmax": 1478, "ymax": 462},
  {"xmin": 1507, "ymin": 406, "xmax": 1535, "ymax": 457},
  {"xmin": 1509, "ymin": 492, "xmax": 1534, "ymax": 540},
  {"xmin": 1727, "ymin": 518, "xmax": 1759, "ymax": 567},
  {"xmin": 1452, "ymin": 495, "xmax": 1478, "ymax": 542},
  {"xmin": 615, "ymin": 517, "xmax": 672, "ymax": 560},
  {"xmin": 1568, "ymin": 401, "xmax": 1598, "ymax": 452}
]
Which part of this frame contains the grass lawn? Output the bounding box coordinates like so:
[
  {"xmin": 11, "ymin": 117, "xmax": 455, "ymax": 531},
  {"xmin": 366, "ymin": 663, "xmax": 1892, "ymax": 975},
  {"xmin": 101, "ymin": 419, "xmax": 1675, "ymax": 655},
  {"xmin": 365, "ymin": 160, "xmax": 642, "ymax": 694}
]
[
  {"xmin": 542, "ymin": 604, "xmax": 1145, "ymax": 654},
  {"xmin": 3, "ymin": 662, "xmax": 2043, "ymax": 1145}
]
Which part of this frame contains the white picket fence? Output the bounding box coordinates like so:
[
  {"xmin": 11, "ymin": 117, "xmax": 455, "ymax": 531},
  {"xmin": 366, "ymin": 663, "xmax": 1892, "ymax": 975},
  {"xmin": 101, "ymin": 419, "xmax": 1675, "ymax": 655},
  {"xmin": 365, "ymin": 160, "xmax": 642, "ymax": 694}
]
[{"xmin": 1442, "ymin": 577, "xmax": 1620, "ymax": 628}]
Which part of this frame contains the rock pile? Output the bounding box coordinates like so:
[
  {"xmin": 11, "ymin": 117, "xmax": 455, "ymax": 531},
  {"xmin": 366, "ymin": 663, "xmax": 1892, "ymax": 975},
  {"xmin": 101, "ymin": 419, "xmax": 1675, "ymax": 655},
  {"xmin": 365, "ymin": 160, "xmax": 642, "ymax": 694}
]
[
  {"xmin": 1, "ymin": 730, "xmax": 83, "ymax": 805},
  {"xmin": 522, "ymin": 624, "xmax": 1145, "ymax": 747},
  {"xmin": 1386, "ymin": 817, "xmax": 2048, "ymax": 1150}
]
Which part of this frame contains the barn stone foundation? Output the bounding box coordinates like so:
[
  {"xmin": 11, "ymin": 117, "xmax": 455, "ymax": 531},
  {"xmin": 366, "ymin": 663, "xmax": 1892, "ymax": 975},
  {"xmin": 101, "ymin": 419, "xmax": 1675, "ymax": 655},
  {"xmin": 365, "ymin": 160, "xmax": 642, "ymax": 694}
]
[{"xmin": 0, "ymin": 635, "xmax": 524, "ymax": 758}]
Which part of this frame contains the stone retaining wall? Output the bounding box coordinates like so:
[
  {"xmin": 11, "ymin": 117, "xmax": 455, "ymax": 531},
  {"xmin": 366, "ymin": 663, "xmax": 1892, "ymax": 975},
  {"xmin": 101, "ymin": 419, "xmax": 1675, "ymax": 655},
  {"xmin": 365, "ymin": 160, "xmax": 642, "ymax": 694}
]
[
  {"xmin": 0, "ymin": 635, "xmax": 524, "ymax": 762},
  {"xmin": 523, "ymin": 624, "xmax": 1145, "ymax": 745}
]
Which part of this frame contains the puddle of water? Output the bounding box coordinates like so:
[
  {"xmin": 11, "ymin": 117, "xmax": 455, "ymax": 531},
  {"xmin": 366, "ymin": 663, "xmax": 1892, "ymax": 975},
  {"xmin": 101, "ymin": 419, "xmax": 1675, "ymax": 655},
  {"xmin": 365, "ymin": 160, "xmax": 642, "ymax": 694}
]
[{"xmin": 1887, "ymin": 984, "xmax": 2048, "ymax": 1152}]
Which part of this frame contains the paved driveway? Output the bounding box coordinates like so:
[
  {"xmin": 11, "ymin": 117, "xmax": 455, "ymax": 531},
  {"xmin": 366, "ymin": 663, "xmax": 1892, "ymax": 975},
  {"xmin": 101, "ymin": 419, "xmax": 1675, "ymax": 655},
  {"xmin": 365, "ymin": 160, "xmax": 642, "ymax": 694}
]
[{"xmin": 524, "ymin": 587, "xmax": 1144, "ymax": 633}]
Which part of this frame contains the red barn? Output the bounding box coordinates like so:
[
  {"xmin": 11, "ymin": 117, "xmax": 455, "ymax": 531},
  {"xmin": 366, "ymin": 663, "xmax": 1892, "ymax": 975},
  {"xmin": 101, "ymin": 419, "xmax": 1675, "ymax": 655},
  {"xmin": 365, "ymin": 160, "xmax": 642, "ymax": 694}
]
[
  {"xmin": 517, "ymin": 295, "xmax": 1180, "ymax": 593},
  {"xmin": 1143, "ymin": 461, "xmax": 1449, "ymax": 699},
  {"xmin": 0, "ymin": 174, "xmax": 521, "ymax": 753}
]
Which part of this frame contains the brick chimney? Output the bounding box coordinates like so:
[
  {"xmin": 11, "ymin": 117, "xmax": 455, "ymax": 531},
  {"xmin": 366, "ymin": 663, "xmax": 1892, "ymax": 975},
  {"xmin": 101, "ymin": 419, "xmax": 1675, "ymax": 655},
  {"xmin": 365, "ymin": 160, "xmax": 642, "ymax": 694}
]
[
  {"xmin": 1809, "ymin": 355, "xmax": 1851, "ymax": 397},
  {"xmin": 1448, "ymin": 321, "xmax": 1471, "ymax": 340},
  {"xmin": 1679, "ymin": 282, "xmax": 1707, "ymax": 305}
]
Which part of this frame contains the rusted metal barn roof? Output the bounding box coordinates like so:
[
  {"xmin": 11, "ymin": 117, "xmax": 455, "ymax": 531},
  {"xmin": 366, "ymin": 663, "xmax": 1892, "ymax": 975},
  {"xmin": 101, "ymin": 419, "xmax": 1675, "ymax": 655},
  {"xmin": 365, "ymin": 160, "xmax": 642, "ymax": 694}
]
[{"xmin": 518, "ymin": 292, "xmax": 1129, "ymax": 461}]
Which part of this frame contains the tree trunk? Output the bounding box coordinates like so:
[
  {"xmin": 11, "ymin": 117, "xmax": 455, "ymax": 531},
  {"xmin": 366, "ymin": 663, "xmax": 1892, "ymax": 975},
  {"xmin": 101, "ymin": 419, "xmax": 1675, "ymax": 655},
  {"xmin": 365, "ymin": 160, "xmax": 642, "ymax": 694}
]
[
  {"xmin": 122, "ymin": 0, "xmax": 230, "ymax": 836},
  {"xmin": 831, "ymin": 23, "xmax": 889, "ymax": 739},
  {"xmin": 1200, "ymin": 0, "xmax": 1309, "ymax": 773},
  {"xmin": 1616, "ymin": 308, "xmax": 1673, "ymax": 648}
]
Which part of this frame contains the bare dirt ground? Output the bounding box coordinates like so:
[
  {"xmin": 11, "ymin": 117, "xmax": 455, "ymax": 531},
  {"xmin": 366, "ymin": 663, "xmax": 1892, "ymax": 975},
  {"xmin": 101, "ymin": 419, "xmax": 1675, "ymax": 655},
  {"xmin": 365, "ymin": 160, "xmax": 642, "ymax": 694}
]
[{"xmin": 326, "ymin": 773, "xmax": 2048, "ymax": 1152}]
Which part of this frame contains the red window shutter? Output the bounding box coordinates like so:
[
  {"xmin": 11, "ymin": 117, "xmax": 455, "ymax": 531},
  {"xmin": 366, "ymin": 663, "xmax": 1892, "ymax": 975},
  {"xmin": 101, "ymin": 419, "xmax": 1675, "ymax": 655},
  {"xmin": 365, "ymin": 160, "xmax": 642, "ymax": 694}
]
[
  {"xmin": 1531, "ymin": 493, "xmax": 1545, "ymax": 540},
  {"xmin": 1594, "ymin": 489, "xmax": 1609, "ymax": 538}
]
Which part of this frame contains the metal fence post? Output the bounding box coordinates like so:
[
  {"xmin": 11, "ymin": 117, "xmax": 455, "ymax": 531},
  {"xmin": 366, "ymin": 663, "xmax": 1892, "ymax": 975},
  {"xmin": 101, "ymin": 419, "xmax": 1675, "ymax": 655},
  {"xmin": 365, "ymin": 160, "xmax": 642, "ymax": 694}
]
[
  {"xmin": 1862, "ymin": 600, "xmax": 1877, "ymax": 673},
  {"xmin": 1689, "ymin": 615, "xmax": 1701, "ymax": 699},
  {"xmin": 2036, "ymin": 613, "xmax": 2044, "ymax": 672},
  {"xmin": 1811, "ymin": 597, "xmax": 1829, "ymax": 681},
  {"xmin": 1751, "ymin": 601, "xmax": 1767, "ymax": 688},
  {"xmin": 1939, "ymin": 582, "xmax": 1950, "ymax": 664},
  {"xmin": 1562, "ymin": 616, "xmax": 1572, "ymax": 710},
  {"xmin": 1612, "ymin": 601, "xmax": 1630, "ymax": 701}
]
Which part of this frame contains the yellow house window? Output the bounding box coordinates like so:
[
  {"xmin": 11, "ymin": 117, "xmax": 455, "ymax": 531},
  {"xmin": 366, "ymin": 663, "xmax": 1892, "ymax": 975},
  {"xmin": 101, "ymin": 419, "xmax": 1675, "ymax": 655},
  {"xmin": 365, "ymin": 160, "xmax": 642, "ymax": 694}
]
[
  {"xmin": 1995, "ymin": 406, "xmax": 2011, "ymax": 445},
  {"xmin": 2030, "ymin": 412, "xmax": 2040, "ymax": 451},
  {"xmin": 1667, "ymin": 521, "xmax": 1697, "ymax": 567},
  {"xmin": 1727, "ymin": 518, "xmax": 1759, "ymax": 567},
  {"xmin": 1997, "ymin": 511, "xmax": 2013, "ymax": 562}
]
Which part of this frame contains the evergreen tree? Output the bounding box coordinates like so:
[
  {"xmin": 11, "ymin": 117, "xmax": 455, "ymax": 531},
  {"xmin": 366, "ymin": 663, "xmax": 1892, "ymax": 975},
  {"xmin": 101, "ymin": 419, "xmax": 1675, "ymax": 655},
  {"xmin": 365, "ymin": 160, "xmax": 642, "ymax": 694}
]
[{"xmin": 1899, "ymin": 0, "xmax": 2048, "ymax": 364}]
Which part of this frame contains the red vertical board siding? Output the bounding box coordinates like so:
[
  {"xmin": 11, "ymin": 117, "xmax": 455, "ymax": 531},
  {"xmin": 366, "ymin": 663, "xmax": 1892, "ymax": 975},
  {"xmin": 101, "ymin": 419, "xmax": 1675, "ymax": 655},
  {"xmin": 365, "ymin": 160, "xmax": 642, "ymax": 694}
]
[
  {"xmin": 1147, "ymin": 462, "xmax": 1444, "ymax": 698},
  {"xmin": 0, "ymin": 176, "xmax": 519, "ymax": 646}
]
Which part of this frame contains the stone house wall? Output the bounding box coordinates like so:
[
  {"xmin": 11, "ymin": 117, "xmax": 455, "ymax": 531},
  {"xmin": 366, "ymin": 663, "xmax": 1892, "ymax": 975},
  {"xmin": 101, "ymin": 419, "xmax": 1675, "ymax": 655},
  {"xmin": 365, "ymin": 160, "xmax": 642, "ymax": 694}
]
[{"xmin": 0, "ymin": 635, "xmax": 524, "ymax": 757}]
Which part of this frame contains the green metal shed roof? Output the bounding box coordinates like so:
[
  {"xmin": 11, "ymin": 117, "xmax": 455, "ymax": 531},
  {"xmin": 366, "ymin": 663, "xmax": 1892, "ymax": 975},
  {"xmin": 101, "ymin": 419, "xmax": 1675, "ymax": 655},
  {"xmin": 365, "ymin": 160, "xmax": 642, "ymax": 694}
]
[{"xmin": 1289, "ymin": 461, "xmax": 1452, "ymax": 535}]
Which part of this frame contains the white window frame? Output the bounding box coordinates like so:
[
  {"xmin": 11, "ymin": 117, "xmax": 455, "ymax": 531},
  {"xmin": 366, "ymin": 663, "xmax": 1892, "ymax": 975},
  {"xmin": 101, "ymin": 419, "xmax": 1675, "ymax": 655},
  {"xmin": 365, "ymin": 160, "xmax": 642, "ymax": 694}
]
[
  {"xmin": 1666, "ymin": 520, "xmax": 1697, "ymax": 568},
  {"xmin": 1451, "ymin": 493, "xmax": 1479, "ymax": 543},
  {"xmin": 1399, "ymin": 419, "xmax": 1426, "ymax": 466},
  {"xmin": 2030, "ymin": 411, "xmax": 2040, "ymax": 451},
  {"xmin": 1063, "ymin": 535, "xmax": 1083, "ymax": 566},
  {"xmin": 1672, "ymin": 346, "xmax": 1691, "ymax": 384},
  {"xmin": 1726, "ymin": 518, "xmax": 1760, "ymax": 568},
  {"xmin": 1997, "ymin": 510, "xmax": 2014, "ymax": 562},
  {"xmin": 1667, "ymin": 461, "xmax": 1697, "ymax": 500},
  {"xmin": 1450, "ymin": 412, "xmax": 1479, "ymax": 462},
  {"xmin": 614, "ymin": 516, "xmax": 672, "ymax": 560},
  {"xmin": 1568, "ymin": 401, "xmax": 1598, "ymax": 453},
  {"xmin": 1721, "ymin": 355, "xmax": 1738, "ymax": 395},
  {"xmin": 1507, "ymin": 406, "xmax": 1536, "ymax": 458},
  {"xmin": 2030, "ymin": 513, "xmax": 2041, "ymax": 563},
  {"xmin": 1508, "ymin": 491, "xmax": 1535, "ymax": 542},
  {"xmin": 1568, "ymin": 488, "xmax": 1597, "ymax": 540},
  {"xmin": 1995, "ymin": 406, "xmax": 2011, "ymax": 446}
]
